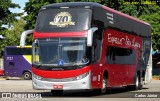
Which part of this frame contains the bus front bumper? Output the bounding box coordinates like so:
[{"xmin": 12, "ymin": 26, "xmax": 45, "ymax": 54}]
[{"xmin": 32, "ymin": 71, "xmax": 91, "ymax": 90}]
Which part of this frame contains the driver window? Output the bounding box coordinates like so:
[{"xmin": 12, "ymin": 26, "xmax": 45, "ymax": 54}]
[{"xmin": 92, "ymin": 27, "xmax": 103, "ymax": 62}]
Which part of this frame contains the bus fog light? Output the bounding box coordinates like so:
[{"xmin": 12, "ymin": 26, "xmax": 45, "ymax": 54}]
[
  {"xmin": 33, "ymin": 81, "xmax": 37, "ymax": 86},
  {"xmin": 33, "ymin": 74, "xmax": 43, "ymax": 80}
]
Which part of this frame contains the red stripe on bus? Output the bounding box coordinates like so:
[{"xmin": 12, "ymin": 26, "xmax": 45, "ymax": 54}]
[
  {"xmin": 33, "ymin": 31, "xmax": 88, "ymax": 38},
  {"xmin": 32, "ymin": 65, "xmax": 91, "ymax": 78}
]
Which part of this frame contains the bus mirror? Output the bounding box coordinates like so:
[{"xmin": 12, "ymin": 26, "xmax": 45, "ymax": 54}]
[
  {"xmin": 20, "ymin": 29, "xmax": 34, "ymax": 47},
  {"xmin": 87, "ymin": 27, "xmax": 98, "ymax": 46}
]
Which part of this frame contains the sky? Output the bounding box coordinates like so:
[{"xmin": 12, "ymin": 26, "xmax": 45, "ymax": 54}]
[{"xmin": 10, "ymin": 0, "xmax": 29, "ymax": 13}]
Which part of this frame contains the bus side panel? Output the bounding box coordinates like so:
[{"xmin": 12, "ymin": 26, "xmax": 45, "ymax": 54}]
[
  {"xmin": 103, "ymin": 28, "xmax": 142, "ymax": 87},
  {"xmin": 101, "ymin": 5, "xmax": 151, "ymax": 86}
]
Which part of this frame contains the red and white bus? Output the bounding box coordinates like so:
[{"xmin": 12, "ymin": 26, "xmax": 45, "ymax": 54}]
[{"xmin": 20, "ymin": 2, "xmax": 152, "ymax": 95}]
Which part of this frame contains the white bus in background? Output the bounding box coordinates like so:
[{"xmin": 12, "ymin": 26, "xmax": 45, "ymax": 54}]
[{"xmin": 145, "ymin": 47, "xmax": 152, "ymax": 84}]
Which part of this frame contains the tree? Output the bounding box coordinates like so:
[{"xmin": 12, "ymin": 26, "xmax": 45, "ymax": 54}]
[
  {"xmin": 138, "ymin": 5, "xmax": 160, "ymax": 50},
  {"xmin": 0, "ymin": 0, "xmax": 21, "ymax": 57},
  {"xmin": 0, "ymin": 0, "xmax": 20, "ymax": 31},
  {"xmin": 0, "ymin": 19, "xmax": 25, "ymax": 57},
  {"xmin": 24, "ymin": 0, "xmax": 56, "ymax": 30}
]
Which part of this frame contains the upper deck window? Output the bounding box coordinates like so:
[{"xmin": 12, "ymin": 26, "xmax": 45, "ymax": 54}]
[{"xmin": 36, "ymin": 8, "xmax": 91, "ymax": 32}]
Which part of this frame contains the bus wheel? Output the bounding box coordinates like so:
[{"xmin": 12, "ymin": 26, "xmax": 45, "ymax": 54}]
[
  {"xmin": 22, "ymin": 72, "xmax": 32, "ymax": 80},
  {"xmin": 134, "ymin": 75, "xmax": 143, "ymax": 90},
  {"xmin": 125, "ymin": 75, "xmax": 143, "ymax": 91},
  {"xmin": 51, "ymin": 90, "xmax": 63, "ymax": 96},
  {"xmin": 95, "ymin": 76, "xmax": 107, "ymax": 95}
]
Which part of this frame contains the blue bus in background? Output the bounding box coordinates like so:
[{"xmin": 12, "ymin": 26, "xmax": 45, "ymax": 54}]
[{"xmin": 4, "ymin": 46, "xmax": 32, "ymax": 80}]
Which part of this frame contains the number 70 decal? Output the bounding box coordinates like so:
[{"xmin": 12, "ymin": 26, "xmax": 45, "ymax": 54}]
[{"xmin": 50, "ymin": 12, "xmax": 75, "ymax": 27}]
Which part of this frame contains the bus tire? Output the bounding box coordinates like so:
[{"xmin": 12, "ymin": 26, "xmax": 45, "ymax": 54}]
[
  {"xmin": 139, "ymin": 75, "xmax": 143, "ymax": 90},
  {"xmin": 134, "ymin": 75, "xmax": 143, "ymax": 90},
  {"xmin": 125, "ymin": 75, "xmax": 143, "ymax": 91},
  {"xmin": 95, "ymin": 76, "xmax": 107, "ymax": 95},
  {"xmin": 22, "ymin": 72, "xmax": 32, "ymax": 80},
  {"xmin": 51, "ymin": 90, "xmax": 63, "ymax": 96}
]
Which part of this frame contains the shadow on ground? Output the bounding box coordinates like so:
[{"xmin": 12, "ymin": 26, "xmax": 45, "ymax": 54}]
[{"xmin": 36, "ymin": 87, "xmax": 149, "ymax": 98}]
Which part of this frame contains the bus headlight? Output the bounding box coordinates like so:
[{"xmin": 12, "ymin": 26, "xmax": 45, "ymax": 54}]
[
  {"xmin": 73, "ymin": 71, "xmax": 89, "ymax": 81},
  {"xmin": 33, "ymin": 74, "xmax": 43, "ymax": 80}
]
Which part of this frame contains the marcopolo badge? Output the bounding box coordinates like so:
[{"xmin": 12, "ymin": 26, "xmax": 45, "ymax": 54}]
[{"xmin": 50, "ymin": 12, "xmax": 75, "ymax": 27}]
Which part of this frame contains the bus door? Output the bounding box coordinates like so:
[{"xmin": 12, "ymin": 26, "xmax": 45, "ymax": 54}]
[{"xmin": 91, "ymin": 30, "xmax": 103, "ymax": 88}]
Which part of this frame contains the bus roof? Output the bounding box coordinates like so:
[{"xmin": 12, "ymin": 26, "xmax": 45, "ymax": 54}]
[
  {"xmin": 41, "ymin": 2, "xmax": 149, "ymax": 26},
  {"xmin": 41, "ymin": 2, "xmax": 101, "ymax": 9}
]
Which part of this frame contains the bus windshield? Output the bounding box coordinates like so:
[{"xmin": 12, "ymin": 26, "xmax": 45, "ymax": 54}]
[
  {"xmin": 36, "ymin": 8, "xmax": 91, "ymax": 32},
  {"xmin": 33, "ymin": 38, "xmax": 89, "ymax": 70}
]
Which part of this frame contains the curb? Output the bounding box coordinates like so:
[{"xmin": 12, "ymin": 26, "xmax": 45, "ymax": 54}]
[
  {"xmin": 0, "ymin": 78, "xmax": 6, "ymax": 80},
  {"xmin": 152, "ymin": 77, "xmax": 160, "ymax": 80},
  {"xmin": 0, "ymin": 76, "xmax": 6, "ymax": 80}
]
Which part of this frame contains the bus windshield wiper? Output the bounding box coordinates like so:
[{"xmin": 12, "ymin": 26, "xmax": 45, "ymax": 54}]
[
  {"xmin": 36, "ymin": 64, "xmax": 42, "ymax": 69},
  {"xmin": 72, "ymin": 63, "xmax": 84, "ymax": 68}
]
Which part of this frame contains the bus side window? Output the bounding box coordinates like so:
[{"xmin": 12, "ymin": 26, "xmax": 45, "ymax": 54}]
[
  {"xmin": 22, "ymin": 48, "xmax": 32, "ymax": 55},
  {"xmin": 106, "ymin": 46, "xmax": 136, "ymax": 65},
  {"xmin": 8, "ymin": 62, "xmax": 15, "ymax": 68}
]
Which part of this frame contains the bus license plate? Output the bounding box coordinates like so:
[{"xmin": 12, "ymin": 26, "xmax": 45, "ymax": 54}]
[{"xmin": 53, "ymin": 84, "xmax": 63, "ymax": 89}]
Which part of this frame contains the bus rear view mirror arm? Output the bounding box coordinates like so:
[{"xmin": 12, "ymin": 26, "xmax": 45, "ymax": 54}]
[
  {"xmin": 20, "ymin": 29, "xmax": 34, "ymax": 47},
  {"xmin": 87, "ymin": 27, "xmax": 98, "ymax": 46}
]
